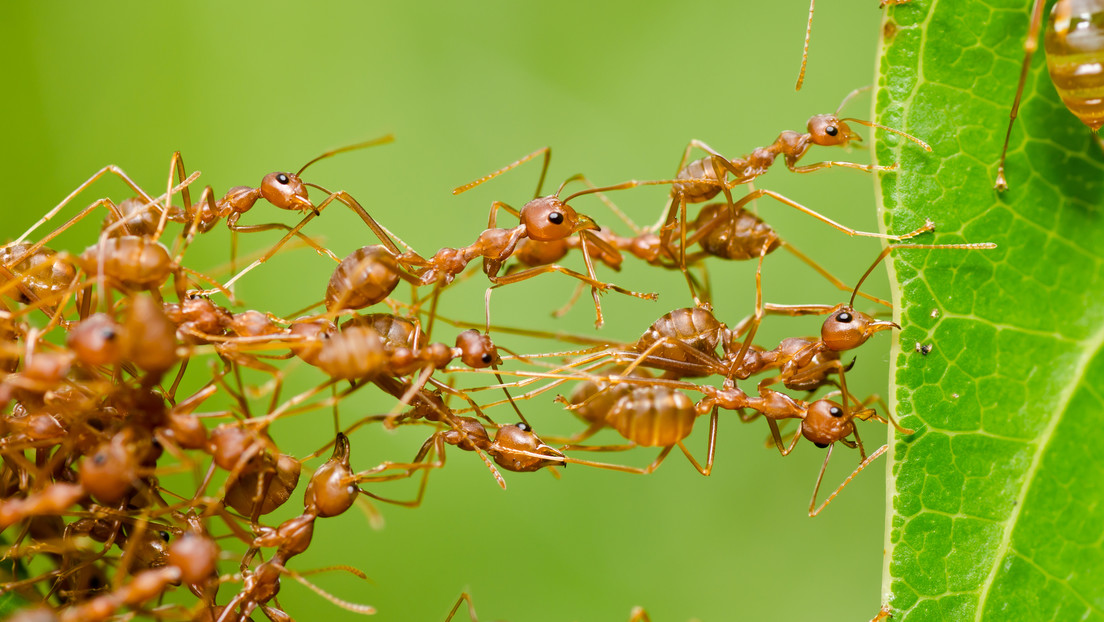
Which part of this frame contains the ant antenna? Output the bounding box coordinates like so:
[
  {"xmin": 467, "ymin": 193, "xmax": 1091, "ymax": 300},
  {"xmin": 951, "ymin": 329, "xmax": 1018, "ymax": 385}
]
[
  {"xmin": 451, "ymin": 147, "xmax": 551, "ymax": 198},
  {"xmin": 840, "ymin": 117, "xmax": 933, "ymax": 152},
  {"xmin": 848, "ymin": 241, "xmax": 998, "ymax": 307},
  {"xmin": 295, "ymin": 135, "xmax": 396, "ymax": 176},
  {"xmin": 796, "ymin": 0, "xmax": 816, "ymax": 91},
  {"xmin": 834, "ymin": 85, "xmax": 875, "ymax": 115}
]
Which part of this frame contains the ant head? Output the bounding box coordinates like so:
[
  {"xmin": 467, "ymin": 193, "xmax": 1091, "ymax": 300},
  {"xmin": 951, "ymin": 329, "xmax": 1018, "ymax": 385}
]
[
  {"xmin": 519, "ymin": 196, "xmax": 598, "ymax": 242},
  {"xmin": 168, "ymin": 531, "xmax": 220, "ymax": 585},
  {"xmin": 304, "ymin": 434, "xmax": 358, "ymax": 518},
  {"xmin": 66, "ymin": 313, "xmax": 126, "ymax": 367},
  {"xmin": 288, "ymin": 317, "xmax": 337, "ymax": 366},
  {"xmin": 489, "ymin": 422, "xmax": 566, "ymax": 472},
  {"xmin": 807, "ymin": 114, "xmax": 858, "ymax": 147},
  {"xmin": 79, "ymin": 431, "xmax": 139, "ymax": 505},
  {"xmin": 455, "ymin": 329, "xmax": 499, "ymax": 368},
  {"xmin": 820, "ymin": 304, "xmax": 898, "ymax": 351},
  {"xmin": 130, "ymin": 527, "xmax": 174, "ymax": 570},
  {"xmin": 208, "ymin": 424, "xmax": 265, "ymax": 472},
  {"xmin": 802, "ymin": 400, "xmax": 856, "ymax": 447},
  {"xmin": 260, "ymin": 171, "xmax": 313, "ymax": 211}
]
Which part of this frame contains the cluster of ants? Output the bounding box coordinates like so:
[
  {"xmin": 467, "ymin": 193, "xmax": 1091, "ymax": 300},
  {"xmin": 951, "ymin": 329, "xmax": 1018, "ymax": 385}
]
[{"xmin": 0, "ymin": 69, "xmax": 999, "ymax": 620}]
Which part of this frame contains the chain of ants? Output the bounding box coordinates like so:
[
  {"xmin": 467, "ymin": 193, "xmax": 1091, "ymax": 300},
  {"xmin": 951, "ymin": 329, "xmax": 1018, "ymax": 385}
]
[{"xmin": 0, "ymin": 80, "xmax": 998, "ymax": 621}]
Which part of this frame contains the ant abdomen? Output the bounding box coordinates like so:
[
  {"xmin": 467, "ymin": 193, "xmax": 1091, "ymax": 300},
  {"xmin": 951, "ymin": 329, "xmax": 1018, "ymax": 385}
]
[
  {"xmin": 314, "ymin": 325, "xmax": 388, "ymax": 380},
  {"xmin": 325, "ymin": 245, "xmax": 402, "ymax": 312},
  {"xmin": 225, "ymin": 453, "xmax": 302, "ymax": 517},
  {"xmin": 1044, "ymin": 3, "xmax": 1104, "ymax": 131},
  {"xmin": 693, "ymin": 203, "xmax": 780, "ymax": 261},
  {"xmin": 0, "ymin": 244, "xmax": 79, "ymax": 304},
  {"xmin": 604, "ymin": 386, "xmax": 696, "ymax": 448},
  {"xmin": 638, "ymin": 307, "xmax": 727, "ymax": 366},
  {"xmin": 673, "ymin": 158, "xmax": 725, "ymax": 203},
  {"xmin": 488, "ymin": 423, "xmax": 564, "ymax": 472},
  {"xmin": 442, "ymin": 416, "xmax": 493, "ymax": 452},
  {"xmin": 78, "ymin": 236, "xmax": 173, "ymax": 289}
]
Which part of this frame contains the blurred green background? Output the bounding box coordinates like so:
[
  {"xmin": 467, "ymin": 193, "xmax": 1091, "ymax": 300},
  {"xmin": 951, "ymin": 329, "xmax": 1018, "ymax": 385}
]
[{"xmin": 2, "ymin": 2, "xmax": 900, "ymax": 620}]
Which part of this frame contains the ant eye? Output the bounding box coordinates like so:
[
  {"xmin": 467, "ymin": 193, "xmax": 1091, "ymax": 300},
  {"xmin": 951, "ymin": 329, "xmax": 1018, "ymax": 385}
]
[
  {"xmin": 825, "ymin": 126, "xmax": 838, "ymax": 137},
  {"xmin": 836, "ymin": 312, "xmax": 853, "ymax": 323},
  {"xmin": 481, "ymin": 354, "xmax": 493, "ymax": 364},
  {"xmin": 547, "ymin": 212, "xmax": 564, "ymax": 225},
  {"xmin": 92, "ymin": 453, "xmax": 107, "ymax": 465},
  {"xmin": 516, "ymin": 422, "xmax": 531, "ymax": 431},
  {"xmin": 276, "ymin": 173, "xmax": 290, "ymax": 185},
  {"xmin": 159, "ymin": 530, "xmax": 171, "ymax": 541},
  {"xmin": 103, "ymin": 329, "xmax": 116, "ymax": 340},
  {"xmin": 829, "ymin": 406, "xmax": 843, "ymax": 417}
]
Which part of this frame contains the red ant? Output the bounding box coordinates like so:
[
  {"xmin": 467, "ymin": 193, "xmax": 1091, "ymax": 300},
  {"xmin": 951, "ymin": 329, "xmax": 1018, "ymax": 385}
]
[
  {"xmin": 448, "ymin": 146, "xmax": 726, "ymax": 326},
  {"xmin": 656, "ymin": 88, "xmax": 933, "ymax": 271}
]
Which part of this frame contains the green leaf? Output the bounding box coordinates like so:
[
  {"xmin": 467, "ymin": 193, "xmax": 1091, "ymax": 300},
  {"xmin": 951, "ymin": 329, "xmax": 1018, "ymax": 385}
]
[{"xmin": 875, "ymin": 1, "xmax": 1104, "ymax": 620}]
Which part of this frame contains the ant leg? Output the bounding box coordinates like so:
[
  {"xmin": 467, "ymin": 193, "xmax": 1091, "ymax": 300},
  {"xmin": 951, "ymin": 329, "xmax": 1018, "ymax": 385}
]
[
  {"xmin": 279, "ymin": 568, "xmax": 376, "ymax": 616},
  {"xmin": 15, "ymin": 165, "xmax": 163, "ymax": 245},
  {"xmin": 995, "ymin": 0, "xmax": 1047, "ymax": 190},
  {"xmin": 561, "ymin": 446, "xmax": 674, "ymax": 475},
  {"xmin": 781, "ymin": 242, "xmax": 890, "ymax": 307},
  {"xmin": 870, "ymin": 605, "xmax": 894, "ymax": 622},
  {"xmin": 489, "ymin": 264, "xmax": 658, "ymax": 318},
  {"xmin": 359, "ymin": 460, "xmax": 433, "ymax": 509},
  {"xmin": 571, "ymin": 175, "xmax": 646, "ymax": 235},
  {"xmin": 576, "ymin": 229, "xmax": 607, "ymax": 328},
  {"xmin": 444, "ymin": 592, "xmax": 479, "ymax": 622},
  {"xmin": 789, "ymin": 159, "xmax": 899, "ymax": 175},
  {"xmin": 308, "ymin": 188, "xmax": 410, "ymax": 256},
  {"xmin": 230, "ymin": 223, "xmax": 340, "ymax": 262},
  {"xmin": 742, "ymin": 189, "xmax": 935, "ymax": 241},
  {"xmin": 154, "ymin": 151, "xmax": 192, "ymax": 240},
  {"xmin": 487, "ymin": 200, "xmax": 521, "ymax": 230},
  {"xmin": 730, "ymin": 240, "xmax": 771, "ymax": 372},
  {"xmin": 11, "ymin": 198, "xmax": 130, "ymax": 266},
  {"xmin": 221, "ymin": 213, "xmax": 325, "ymax": 291},
  {"xmin": 227, "ymin": 188, "xmax": 414, "ymax": 292},
  {"xmin": 809, "ymin": 443, "xmax": 888, "ymax": 517},
  {"xmin": 676, "ymin": 406, "xmax": 718, "ymax": 476},
  {"xmin": 551, "ymin": 281, "xmax": 589, "ymax": 319},
  {"xmin": 628, "ymin": 606, "xmax": 654, "ymax": 622}
]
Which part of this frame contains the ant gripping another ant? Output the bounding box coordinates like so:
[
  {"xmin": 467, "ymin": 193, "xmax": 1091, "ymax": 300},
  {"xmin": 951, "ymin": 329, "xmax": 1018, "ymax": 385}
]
[
  {"xmin": 655, "ymin": 87, "xmax": 933, "ymax": 280},
  {"xmin": 448, "ymin": 146, "xmax": 734, "ymax": 327}
]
